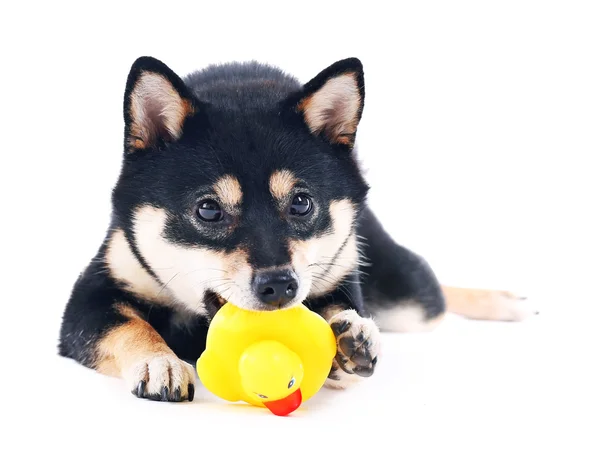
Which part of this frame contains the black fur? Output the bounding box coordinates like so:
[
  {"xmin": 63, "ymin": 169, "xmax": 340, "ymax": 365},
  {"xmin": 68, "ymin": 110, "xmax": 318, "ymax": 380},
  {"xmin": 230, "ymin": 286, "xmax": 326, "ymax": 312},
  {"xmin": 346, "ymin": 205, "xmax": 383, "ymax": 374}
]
[
  {"xmin": 58, "ymin": 56, "xmax": 444, "ymax": 395},
  {"xmin": 58, "ymin": 241, "xmax": 211, "ymax": 367},
  {"xmin": 358, "ymin": 207, "xmax": 445, "ymax": 320}
]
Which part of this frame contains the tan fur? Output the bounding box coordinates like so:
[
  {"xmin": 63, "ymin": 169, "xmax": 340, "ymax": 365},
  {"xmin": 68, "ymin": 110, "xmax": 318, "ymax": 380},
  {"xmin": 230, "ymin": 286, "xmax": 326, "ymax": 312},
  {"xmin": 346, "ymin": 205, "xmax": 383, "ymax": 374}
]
[
  {"xmin": 441, "ymin": 285, "xmax": 533, "ymax": 321},
  {"xmin": 289, "ymin": 199, "xmax": 359, "ymax": 298},
  {"xmin": 269, "ymin": 169, "xmax": 297, "ymax": 200},
  {"xmin": 319, "ymin": 304, "xmax": 346, "ymax": 322},
  {"xmin": 213, "ymin": 175, "xmax": 243, "ymax": 210},
  {"xmin": 95, "ymin": 304, "xmax": 173, "ymax": 376},
  {"xmin": 298, "ymin": 73, "xmax": 361, "ymax": 145},
  {"xmin": 128, "ymin": 71, "xmax": 194, "ymax": 150},
  {"xmin": 96, "ymin": 304, "xmax": 196, "ymax": 397}
]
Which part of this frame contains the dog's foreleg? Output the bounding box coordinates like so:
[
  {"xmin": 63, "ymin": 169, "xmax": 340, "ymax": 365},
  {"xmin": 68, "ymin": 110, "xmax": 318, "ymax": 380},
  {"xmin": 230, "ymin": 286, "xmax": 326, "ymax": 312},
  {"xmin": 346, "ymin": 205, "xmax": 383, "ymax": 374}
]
[
  {"xmin": 95, "ymin": 303, "xmax": 196, "ymax": 402},
  {"xmin": 308, "ymin": 271, "xmax": 382, "ymax": 390},
  {"xmin": 61, "ymin": 300, "xmax": 196, "ymax": 402}
]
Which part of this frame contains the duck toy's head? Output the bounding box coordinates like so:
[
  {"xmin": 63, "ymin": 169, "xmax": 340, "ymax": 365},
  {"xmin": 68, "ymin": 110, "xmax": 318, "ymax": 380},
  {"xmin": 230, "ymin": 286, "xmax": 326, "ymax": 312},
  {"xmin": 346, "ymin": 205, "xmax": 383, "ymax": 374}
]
[{"xmin": 239, "ymin": 341, "xmax": 305, "ymax": 416}]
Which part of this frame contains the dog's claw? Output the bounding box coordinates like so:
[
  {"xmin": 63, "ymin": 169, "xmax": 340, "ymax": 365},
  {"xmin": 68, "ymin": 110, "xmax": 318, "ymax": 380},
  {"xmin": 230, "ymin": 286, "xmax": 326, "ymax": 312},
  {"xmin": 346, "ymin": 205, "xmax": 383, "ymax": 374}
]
[
  {"xmin": 336, "ymin": 351, "xmax": 354, "ymax": 374},
  {"xmin": 136, "ymin": 380, "xmax": 146, "ymax": 398},
  {"xmin": 188, "ymin": 384, "xmax": 195, "ymax": 402},
  {"xmin": 173, "ymin": 387, "xmax": 181, "ymax": 402},
  {"xmin": 128, "ymin": 355, "xmax": 195, "ymax": 402},
  {"xmin": 330, "ymin": 320, "xmax": 351, "ymax": 336}
]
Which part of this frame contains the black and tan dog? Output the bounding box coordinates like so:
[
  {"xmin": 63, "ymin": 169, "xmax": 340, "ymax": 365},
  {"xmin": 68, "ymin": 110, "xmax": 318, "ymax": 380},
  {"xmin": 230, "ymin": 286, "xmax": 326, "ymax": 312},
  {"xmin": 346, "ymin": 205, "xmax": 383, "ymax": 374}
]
[{"xmin": 58, "ymin": 57, "xmax": 532, "ymax": 402}]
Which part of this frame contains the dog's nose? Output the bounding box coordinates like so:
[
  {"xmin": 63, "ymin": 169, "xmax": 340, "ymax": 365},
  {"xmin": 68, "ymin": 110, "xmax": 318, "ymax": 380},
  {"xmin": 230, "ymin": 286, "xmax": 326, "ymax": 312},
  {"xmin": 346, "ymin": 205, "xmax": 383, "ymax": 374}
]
[{"xmin": 252, "ymin": 269, "xmax": 299, "ymax": 308}]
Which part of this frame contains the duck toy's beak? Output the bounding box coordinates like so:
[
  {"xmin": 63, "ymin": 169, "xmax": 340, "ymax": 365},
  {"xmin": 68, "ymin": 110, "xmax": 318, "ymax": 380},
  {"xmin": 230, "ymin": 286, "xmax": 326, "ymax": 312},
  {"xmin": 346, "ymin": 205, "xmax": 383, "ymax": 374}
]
[{"xmin": 263, "ymin": 388, "xmax": 302, "ymax": 416}]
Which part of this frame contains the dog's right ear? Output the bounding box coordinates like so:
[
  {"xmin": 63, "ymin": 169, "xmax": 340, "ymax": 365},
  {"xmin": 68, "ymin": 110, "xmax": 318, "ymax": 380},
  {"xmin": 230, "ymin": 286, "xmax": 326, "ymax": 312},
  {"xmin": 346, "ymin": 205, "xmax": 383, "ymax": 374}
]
[{"xmin": 123, "ymin": 56, "xmax": 197, "ymax": 153}]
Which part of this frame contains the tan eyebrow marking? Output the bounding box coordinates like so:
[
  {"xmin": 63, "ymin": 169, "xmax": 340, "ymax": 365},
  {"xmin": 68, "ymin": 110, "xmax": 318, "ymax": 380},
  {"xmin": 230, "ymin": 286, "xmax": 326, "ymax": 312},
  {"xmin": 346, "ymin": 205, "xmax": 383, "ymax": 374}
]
[
  {"xmin": 213, "ymin": 175, "xmax": 243, "ymax": 208},
  {"xmin": 269, "ymin": 169, "xmax": 297, "ymax": 200}
]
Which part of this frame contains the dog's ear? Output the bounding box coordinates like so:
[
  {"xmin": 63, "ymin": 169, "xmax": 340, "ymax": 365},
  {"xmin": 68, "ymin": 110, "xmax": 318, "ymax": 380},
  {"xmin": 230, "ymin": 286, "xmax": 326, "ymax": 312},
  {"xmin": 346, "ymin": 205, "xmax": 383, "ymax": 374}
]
[
  {"xmin": 123, "ymin": 56, "xmax": 197, "ymax": 152},
  {"xmin": 287, "ymin": 58, "xmax": 365, "ymax": 149}
]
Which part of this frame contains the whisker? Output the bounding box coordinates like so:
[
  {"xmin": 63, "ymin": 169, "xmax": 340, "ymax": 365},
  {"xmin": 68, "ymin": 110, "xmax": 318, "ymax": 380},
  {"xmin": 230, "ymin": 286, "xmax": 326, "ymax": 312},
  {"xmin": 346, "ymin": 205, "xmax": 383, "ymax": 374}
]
[
  {"xmin": 312, "ymin": 267, "xmax": 360, "ymax": 300},
  {"xmin": 207, "ymin": 280, "xmax": 236, "ymax": 293},
  {"xmin": 196, "ymin": 277, "xmax": 233, "ymax": 290},
  {"xmin": 306, "ymin": 262, "xmax": 364, "ymax": 281},
  {"xmin": 311, "ymin": 273, "xmax": 355, "ymax": 305},
  {"xmin": 183, "ymin": 267, "xmax": 229, "ymax": 278},
  {"xmin": 155, "ymin": 271, "xmax": 180, "ymax": 299}
]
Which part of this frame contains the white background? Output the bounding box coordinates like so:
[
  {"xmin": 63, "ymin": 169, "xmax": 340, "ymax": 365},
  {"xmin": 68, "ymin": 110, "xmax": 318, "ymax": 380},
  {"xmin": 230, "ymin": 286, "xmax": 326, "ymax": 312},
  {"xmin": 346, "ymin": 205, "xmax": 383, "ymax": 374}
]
[{"xmin": 2, "ymin": 1, "xmax": 599, "ymax": 457}]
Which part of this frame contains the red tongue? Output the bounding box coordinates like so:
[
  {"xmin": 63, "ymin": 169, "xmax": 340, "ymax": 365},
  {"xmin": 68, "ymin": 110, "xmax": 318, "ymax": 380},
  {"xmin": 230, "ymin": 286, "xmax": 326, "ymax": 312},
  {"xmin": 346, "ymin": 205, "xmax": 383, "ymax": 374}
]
[{"xmin": 263, "ymin": 389, "xmax": 302, "ymax": 416}]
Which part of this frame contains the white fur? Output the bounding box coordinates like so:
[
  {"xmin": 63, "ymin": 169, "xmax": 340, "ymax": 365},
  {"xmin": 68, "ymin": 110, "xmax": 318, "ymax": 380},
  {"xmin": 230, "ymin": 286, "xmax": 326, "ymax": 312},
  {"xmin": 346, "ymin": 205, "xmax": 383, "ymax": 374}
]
[
  {"xmin": 129, "ymin": 72, "xmax": 189, "ymax": 147},
  {"xmin": 108, "ymin": 192, "xmax": 360, "ymax": 316},
  {"xmin": 302, "ymin": 73, "xmax": 361, "ymax": 140},
  {"xmin": 330, "ymin": 309, "xmax": 382, "ymax": 357},
  {"xmin": 290, "ymin": 199, "xmax": 359, "ymax": 298},
  {"xmin": 124, "ymin": 353, "xmax": 196, "ymax": 397},
  {"xmin": 110, "ymin": 200, "xmax": 360, "ymax": 315},
  {"xmin": 131, "ymin": 206, "xmax": 256, "ymax": 315},
  {"xmin": 373, "ymin": 303, "xmax": 445, "ymax": 333},
  {"xmin": 106, "ymin": 228, "xmax": 174, "ymax": 306}
]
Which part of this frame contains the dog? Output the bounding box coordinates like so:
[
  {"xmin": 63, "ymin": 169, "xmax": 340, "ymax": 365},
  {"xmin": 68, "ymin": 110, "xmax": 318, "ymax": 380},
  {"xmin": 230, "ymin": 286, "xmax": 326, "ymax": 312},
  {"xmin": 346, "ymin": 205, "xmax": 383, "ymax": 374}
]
[{"xmin": 58, "ymin": 56, "xmax": 532, "ymax": 402}]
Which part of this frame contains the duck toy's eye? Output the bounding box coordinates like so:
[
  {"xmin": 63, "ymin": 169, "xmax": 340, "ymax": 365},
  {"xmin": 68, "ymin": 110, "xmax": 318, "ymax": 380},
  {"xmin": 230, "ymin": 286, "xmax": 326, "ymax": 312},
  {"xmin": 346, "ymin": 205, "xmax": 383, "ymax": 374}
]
[
  {"xmin": 288, "ymin": 377, "xmax": 295, "ymax": 389},
  {"xmin": 256, "ymin": 393, "xmax": 268, "ymax": 399}
]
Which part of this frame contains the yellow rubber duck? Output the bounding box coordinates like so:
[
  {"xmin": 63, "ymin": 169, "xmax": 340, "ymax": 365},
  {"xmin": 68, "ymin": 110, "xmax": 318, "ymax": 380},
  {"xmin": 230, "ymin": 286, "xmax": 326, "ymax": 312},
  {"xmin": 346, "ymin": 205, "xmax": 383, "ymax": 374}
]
[{"xmin": 196, "ymin": 302, "xmax": 336, "ymax": 416}]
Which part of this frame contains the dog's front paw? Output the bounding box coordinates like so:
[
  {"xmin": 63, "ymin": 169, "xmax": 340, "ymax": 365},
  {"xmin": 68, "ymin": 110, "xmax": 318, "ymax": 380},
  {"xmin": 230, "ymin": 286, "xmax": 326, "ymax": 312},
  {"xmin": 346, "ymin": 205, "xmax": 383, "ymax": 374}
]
[
  {"xmin": 329, "ymin": 309, "xmax": 381, "ymax": 378},
  {"xmin": 125, "ymin": 353, "xmax": 196, "ymax": 402}
]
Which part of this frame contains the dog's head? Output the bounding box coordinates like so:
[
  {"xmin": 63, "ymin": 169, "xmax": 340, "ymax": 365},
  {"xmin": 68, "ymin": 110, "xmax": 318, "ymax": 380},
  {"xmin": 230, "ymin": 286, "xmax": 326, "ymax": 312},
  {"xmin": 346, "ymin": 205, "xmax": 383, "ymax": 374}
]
[{"xmin": 110, "ymin": 57, "xmax": 369, "ymax": 314}]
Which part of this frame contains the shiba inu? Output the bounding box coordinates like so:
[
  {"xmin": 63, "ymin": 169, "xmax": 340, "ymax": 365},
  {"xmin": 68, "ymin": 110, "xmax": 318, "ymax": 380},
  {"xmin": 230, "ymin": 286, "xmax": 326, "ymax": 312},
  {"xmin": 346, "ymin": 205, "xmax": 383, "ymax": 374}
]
[{"xmin": 58, "ymin": 56, "xmax": 533, "ymax": 402}]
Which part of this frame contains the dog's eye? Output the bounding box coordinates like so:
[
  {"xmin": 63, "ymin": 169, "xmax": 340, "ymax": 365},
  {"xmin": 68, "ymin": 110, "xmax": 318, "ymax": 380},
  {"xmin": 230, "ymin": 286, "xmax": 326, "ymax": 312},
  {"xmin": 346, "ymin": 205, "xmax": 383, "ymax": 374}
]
[
  {"xmin": 289, "ymin": 194, "xmax": 312, "ymax": 216},
  {"xmin": 197, "ymin": 200, "xmax": 223, "ymax": 222}
]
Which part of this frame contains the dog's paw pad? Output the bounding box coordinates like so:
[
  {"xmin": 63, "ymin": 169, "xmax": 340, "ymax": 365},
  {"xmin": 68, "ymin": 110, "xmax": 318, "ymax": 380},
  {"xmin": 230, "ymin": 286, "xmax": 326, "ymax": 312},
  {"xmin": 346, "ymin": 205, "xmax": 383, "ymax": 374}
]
[
  {"xmin": 126, "ymin": 353, "xmax": 196, "ymax": 402},
  {"xmin": 329, "ymin": 310, "xmax": 381, "ymax": 378}
]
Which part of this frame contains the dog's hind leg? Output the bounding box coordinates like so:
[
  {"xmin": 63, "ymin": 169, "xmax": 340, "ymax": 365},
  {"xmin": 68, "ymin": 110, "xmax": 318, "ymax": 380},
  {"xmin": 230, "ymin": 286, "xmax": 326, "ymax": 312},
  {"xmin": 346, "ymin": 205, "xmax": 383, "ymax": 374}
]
[
  {"xmin": 440, "ymin": 285, "xmax": 535, "ymax": 322},
  {"xmin": 356, "ymin": 207, "xmax": 536, "ymax": 332}
]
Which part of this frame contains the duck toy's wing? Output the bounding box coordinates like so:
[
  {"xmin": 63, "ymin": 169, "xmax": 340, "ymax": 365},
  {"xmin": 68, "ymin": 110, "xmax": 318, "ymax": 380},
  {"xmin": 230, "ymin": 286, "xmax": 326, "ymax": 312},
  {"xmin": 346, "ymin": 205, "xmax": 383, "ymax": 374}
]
[{"xmin": 196, "ymin": 349, "xmax": 241, "ymax": 403}]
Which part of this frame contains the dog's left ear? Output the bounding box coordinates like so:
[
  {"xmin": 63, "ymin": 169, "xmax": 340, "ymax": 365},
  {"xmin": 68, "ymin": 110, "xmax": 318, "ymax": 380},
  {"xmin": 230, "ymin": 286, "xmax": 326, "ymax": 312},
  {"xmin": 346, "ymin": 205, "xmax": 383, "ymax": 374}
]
[{"xmin": 287, "ymin": 58, "xmax": 365, "ymax": 149}]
